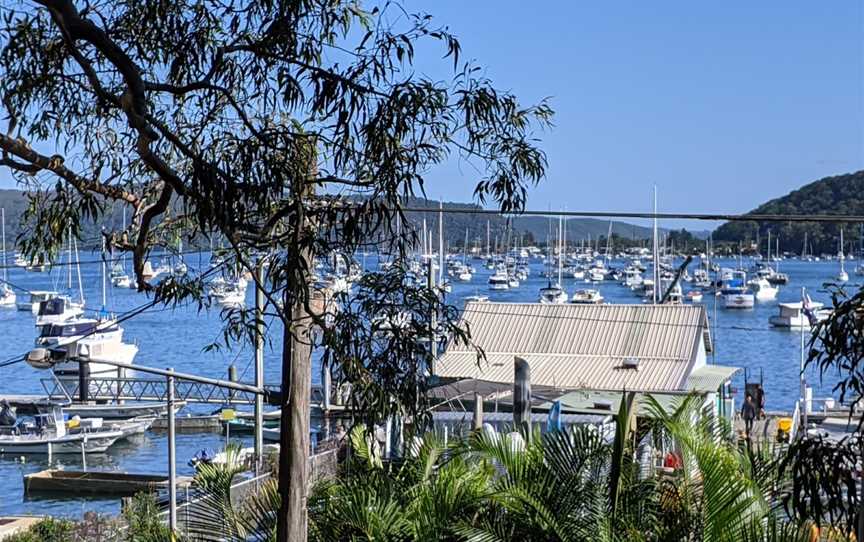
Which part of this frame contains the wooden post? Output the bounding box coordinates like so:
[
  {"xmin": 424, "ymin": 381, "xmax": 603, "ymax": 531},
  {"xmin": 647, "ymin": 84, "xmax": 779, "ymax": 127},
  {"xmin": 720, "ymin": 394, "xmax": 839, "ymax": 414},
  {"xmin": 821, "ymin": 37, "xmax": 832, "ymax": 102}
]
[
  {"xmin": 514, "ymin": 356, "xmax": 531, "ymax": 435},
  {"xmin": 78, "ymin": 359, "xmax": 89, "ymax": 403},
  {"xmin": 473, "ymin": 393, "xmax": 484, "ymax": 430}
]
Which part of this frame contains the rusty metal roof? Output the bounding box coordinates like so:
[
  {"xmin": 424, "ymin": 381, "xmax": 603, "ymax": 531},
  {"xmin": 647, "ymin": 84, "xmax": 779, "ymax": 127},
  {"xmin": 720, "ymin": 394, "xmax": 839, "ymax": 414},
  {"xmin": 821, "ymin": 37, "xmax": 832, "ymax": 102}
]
[{"xmin": 435, "ymin": 302, "xmax": 714, "ymax": 392}]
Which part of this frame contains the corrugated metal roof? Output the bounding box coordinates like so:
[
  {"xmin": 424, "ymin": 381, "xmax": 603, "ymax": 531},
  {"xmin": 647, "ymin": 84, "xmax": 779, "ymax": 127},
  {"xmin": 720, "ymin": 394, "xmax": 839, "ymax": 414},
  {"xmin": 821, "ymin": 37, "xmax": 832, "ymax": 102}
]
[
  {"xmin": 684, "ymin": 365, "xmax": 740, "ymax": 393},
  {"xmin": 436, "ymin": 302, "xmax": 713, "ymax": 392},
  {"xmin": 547, "ymin": 390, "xmax": 685, "ymax": 417}
]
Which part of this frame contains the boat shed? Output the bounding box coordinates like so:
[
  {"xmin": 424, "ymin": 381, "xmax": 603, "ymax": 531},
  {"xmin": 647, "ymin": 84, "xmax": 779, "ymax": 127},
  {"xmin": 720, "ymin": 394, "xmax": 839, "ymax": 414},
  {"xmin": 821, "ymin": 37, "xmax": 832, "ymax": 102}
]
[{"xmin": 434, "ymin": 302, "xmax": 738, "ymax": 418}]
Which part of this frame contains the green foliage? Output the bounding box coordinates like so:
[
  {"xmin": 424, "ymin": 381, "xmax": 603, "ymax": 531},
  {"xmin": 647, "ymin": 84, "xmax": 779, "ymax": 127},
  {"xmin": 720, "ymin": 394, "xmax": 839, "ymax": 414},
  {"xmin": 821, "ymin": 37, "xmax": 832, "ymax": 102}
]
[
  {"xmin": 122, "ymin": 492, "xmax": 173, "ymax": 542},
  {"xmin": 713, "ymin": 170, "xmax": 864, "ymax": 255},
  {"xmin": 1, "ymin": 518, "xmax": 75, "ymax": 542}
]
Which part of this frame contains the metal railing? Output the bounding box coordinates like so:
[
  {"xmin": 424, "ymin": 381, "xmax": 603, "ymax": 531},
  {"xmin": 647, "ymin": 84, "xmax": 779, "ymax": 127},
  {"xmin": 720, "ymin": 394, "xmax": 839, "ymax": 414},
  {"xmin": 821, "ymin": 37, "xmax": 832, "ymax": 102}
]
[{"xmin": 40, "ymin": 377, "xmax": 311, "ymax": 406}]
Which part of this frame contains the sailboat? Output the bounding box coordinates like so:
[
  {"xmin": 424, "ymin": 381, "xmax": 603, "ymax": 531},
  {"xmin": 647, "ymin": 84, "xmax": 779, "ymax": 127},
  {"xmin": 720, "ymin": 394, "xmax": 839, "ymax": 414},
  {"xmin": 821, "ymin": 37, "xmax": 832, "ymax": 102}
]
[
  {"xmin": 0, "ymin": 209, "xmax": 15, "ymax": 307},
  {"xmin": 539, "ymin": 216, "xmax": 568, "ymax": 304},
  {"xmin": 111, "ymin": 209, "xmax": 134, "ymax": 289},
  {"xmin": 837, "ymin": 228, "xmax": 849, "ymax": 283},
  {"xmin": 856, "ymin": 225, "xmax": 864, "ymax": 276}
]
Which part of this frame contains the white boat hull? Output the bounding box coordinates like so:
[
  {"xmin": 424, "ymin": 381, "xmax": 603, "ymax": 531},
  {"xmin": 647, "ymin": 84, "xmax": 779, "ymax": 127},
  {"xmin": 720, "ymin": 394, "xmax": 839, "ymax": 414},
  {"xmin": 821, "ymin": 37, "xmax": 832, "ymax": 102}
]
[
  {"xmin": 0, "ymin": 431, "xmax": 123, "ymax": 455},
  {"xmin": 723, "ymin": 294, "xmax": 754, "ymax": 309}
]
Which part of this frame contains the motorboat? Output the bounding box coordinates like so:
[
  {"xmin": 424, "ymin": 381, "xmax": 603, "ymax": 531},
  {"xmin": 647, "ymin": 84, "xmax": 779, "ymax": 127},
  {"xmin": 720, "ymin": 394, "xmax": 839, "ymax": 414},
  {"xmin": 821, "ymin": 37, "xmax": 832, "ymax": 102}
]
[
  {"xmin": 34, "ymin": 295, "xmax": 85, "ymax": 327},
  {"xmin": 747, "ymin": 277, "xmax": 778, "ymax": 301},
  {"xmin": 721, "ymin": 272, "xmax": 755, "ymax": 309},
  {"xmin": 768, "ymin": 302, "xmax": 830, "ymax": 329},
  {"xmin": 488, "ymin": 268, "xmax": 509, "ymax": 290},
  {"xmin": 570, "ymin": 289, "xmax": 604, "ymax": 304},
  {"xmin": 507, "ymin": 274, "xmax": 520, "ymax": 289},
  {"xmin": 686, "ymin": 290, "xmax": 703, "ymax": 303},
  {"xmin": 588, "ymin": 267, "xmax": 605, "ymax": 282},
  {"xmin": 30, "ymin": 316, "xmax": 138, "ymax": 387},
  {"xmin": 0, "ymin": 284, "xmax": 15, "ymax": 307},
  {"xmin": 692, "ymin": 268, "xmax": 711, "ymax": 288},
  {"xmin": 0, "ymin": 407, "xmax": 124, "ymax": 455},
  {"xmin": 463, "ymin": 294, "xmax": 489, "ymax": 303},
  {"xmin": 766, "ymin": 271, "xmax": 789, "ymax": 286},
  {"xmin": 110, "ymin": 263, "xmax": 133, "ymax": 289},
  {"xmin": 17, "ymin": 291, "xmax": 59, "ymax": 313},
  {"xmin": 538, "ymin": 282, "xmax": 568, "ymax": 304},
  {"xmin": 209, "ymin": 276, "xmax": 249, "ymax": 306},
  {"xmin": 622, "ymin": 267, "xmax": 643, "ymax": 288}
]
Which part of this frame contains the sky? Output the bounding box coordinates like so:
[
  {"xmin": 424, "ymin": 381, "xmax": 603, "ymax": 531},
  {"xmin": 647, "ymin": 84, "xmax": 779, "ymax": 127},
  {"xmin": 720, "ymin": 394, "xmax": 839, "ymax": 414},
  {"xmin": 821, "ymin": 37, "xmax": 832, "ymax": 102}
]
[
  {"xmin": 1, "ymin": 1, "xmax": 861, "ymax": 231},
  {"xmin": 407, "ymin": 0, "xmax": 864, "ymax": 228}
]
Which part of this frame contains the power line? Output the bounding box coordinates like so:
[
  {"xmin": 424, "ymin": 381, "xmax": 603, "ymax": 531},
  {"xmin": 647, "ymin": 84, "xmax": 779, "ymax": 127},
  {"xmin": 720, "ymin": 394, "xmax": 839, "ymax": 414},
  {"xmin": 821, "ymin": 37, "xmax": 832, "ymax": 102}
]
[
  {"xmin": 400, "ymin": 207, "xmax": 864, "ymax": 224},
  {"xmin": 0, "ymin": 247, "xmax": 218, "ymax": 271}
]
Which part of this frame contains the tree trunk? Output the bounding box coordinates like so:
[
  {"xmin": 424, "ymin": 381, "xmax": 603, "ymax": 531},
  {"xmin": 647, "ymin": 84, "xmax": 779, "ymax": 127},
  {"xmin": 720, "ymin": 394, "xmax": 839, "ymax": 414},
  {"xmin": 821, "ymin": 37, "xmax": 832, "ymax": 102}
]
[{"xmin": 277, "ymin": 281, "xmax": 312, "ymax": 542}]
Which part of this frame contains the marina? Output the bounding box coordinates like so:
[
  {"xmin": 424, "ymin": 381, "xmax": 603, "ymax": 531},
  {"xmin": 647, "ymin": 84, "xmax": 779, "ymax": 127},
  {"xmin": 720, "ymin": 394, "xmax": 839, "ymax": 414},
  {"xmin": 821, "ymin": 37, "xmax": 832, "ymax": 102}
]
[
  {"xmin": 0, "ymin": 245, "xmax": 856, "ymax": 516},
  {"xmin": 0, "ymin": 2, "xmax": 860, "ymax": 538}
]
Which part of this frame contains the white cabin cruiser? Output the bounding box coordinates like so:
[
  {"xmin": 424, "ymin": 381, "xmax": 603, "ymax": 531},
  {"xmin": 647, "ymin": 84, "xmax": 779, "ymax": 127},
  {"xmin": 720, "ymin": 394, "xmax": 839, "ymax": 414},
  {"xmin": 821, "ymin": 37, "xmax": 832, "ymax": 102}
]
[
  {"xmin": 570, "ymin": 289, "xmax": 604, "ymax": 304},
  {"xmin": 747, "ymin": 277, "xmax": 778, "ymax": 301},
  {"xmin": 30, "ymin": 317, "xmax": 138, "ymax": 386},
  {"xmin": 209, "ymin": 276, "xmax": 249, "ymax": 306},
  {"xmin": 768, "ymin": 302, "xmax": 830, "ymax": 329},
  {"xmin": 487, "ymin": 268, "xmax": 509, "ymax": 290},
  {"xmin": 721, "ymin": 272, "xmax": 755, "ymax": 309}
]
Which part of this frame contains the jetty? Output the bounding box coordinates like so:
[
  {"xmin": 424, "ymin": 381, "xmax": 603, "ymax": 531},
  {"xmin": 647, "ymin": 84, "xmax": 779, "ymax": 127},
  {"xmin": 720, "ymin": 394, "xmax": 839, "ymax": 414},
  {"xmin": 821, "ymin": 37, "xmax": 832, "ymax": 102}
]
[{"xmin": 24, "ymin": 470, "xmax": 194, "ymax": 497}]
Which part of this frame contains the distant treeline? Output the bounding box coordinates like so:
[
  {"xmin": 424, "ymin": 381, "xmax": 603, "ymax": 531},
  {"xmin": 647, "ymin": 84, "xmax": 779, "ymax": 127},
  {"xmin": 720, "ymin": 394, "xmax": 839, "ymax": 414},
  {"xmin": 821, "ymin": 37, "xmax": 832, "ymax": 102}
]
[
  {"xmin": 0, "ymin": 188, "xmax": 713, "ymax": 253},
  {"xmin": 712, "ymin": 170, "xmax": 864, "ymax": 256}
]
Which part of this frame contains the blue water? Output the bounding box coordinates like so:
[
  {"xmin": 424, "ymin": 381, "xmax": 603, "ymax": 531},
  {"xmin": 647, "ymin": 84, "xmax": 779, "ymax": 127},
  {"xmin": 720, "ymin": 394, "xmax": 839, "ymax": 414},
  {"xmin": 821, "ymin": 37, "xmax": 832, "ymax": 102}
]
[{"xmin": 0, "ymin": 252, "xmax": 856, "ymax": 516}]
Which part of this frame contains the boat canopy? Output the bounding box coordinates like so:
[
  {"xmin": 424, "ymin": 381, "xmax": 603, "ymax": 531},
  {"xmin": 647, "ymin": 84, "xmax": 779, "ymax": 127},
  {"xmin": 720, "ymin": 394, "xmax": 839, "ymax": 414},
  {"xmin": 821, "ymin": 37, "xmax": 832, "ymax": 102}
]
[
  {"xmin": 39, "ymin": 321, "xmax": 118, "ymax": 338},
  {"xmin": 37, "ymin": 297, "xmax": 69, "ymax": 317}
]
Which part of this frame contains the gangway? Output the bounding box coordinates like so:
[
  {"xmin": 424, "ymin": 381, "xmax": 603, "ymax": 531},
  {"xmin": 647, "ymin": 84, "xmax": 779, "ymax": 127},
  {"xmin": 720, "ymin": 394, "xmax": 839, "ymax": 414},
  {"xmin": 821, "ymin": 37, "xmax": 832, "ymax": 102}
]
[{"xmin": 40, "ymin": 377, "xmax": 326, "ymax": 406}]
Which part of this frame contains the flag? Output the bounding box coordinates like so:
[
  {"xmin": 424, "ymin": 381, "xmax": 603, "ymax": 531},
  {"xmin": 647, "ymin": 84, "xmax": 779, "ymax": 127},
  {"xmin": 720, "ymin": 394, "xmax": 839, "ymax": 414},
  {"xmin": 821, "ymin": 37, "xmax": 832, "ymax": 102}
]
[
  {"xmin": 802, "ymin": 292, "xmax": 818, "ymax": 326},
  {"xmin": 546, "ymin": 400, "xmax": 562, "ymax": 433}
]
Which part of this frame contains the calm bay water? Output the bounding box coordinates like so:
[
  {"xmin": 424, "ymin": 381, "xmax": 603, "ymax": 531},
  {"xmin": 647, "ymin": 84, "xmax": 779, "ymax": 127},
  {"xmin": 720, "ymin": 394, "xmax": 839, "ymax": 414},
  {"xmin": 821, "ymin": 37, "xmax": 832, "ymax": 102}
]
[{"xmin": 0, "ymin": 252, "xmax": 857, "ymax": 516}]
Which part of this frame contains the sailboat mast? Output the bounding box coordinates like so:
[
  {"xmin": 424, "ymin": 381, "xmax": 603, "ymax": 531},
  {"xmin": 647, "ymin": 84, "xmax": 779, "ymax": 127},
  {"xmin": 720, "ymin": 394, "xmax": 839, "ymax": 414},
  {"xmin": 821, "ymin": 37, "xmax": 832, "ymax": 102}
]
[
  {"xmin": 67, "ymin": 227, "xmax": 73, "ymax": 290},
  {"xmin": 73, "ymin": 237, "xmax": 84, "ymax": 305},
  {"xmin": 101, "ymin": 236, "xmax": 107, "ymax": 309},
  {"xmin": 558, "ymin": 216, "xmax": 564, "ymax": 287},
  {"xmin": 438, "ymin": 201, "xmax": 444, "ymax": 287},
  {"xmin": 1, "ymin": 208, "xmax": 6, "ymax": 282},
  {"xmin": 652, "ymin": 186, "xmax": 659, "ymax": 304},
  {"xmin": 840, "ymin": 228, "xmax": 846, "ymax": 274}
]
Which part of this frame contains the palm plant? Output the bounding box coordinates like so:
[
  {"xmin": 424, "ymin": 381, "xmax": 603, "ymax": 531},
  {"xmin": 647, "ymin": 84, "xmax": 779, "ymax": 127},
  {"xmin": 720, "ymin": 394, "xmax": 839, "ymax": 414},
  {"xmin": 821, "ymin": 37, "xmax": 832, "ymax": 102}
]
[{"xmin": 181, "ymin": 396, "xmax": 822, "ymax": 542}]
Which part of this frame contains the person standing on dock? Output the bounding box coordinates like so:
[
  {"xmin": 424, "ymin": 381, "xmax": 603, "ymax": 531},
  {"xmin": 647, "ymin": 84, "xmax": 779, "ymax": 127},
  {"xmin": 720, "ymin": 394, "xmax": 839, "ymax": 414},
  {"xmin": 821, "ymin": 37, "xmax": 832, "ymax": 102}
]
[{"xmin": 742, "ymin": 393, "xmax": 757, "ymax": 438}]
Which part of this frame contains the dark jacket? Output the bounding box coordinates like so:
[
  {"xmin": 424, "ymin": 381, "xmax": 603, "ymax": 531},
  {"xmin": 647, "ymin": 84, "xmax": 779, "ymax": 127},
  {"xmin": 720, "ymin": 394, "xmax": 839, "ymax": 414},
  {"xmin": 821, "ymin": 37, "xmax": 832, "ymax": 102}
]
[{"xmin": 741, "ymin": 401, "xmax": 756, "ymax": 421}]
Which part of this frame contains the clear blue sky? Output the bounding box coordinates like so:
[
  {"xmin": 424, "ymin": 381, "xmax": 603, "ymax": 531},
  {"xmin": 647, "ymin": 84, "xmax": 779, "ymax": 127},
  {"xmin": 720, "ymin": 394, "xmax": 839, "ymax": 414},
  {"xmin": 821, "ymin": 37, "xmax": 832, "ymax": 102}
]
[
  {"xmin": 1, "ymin": 2, "xmax": 860, "ymax": 231},
  {"xmin": 411, "ymin": 0, "xmax": 864, "ymax": 228}
]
